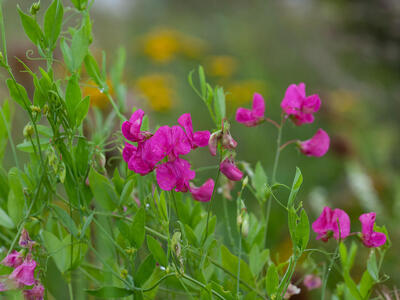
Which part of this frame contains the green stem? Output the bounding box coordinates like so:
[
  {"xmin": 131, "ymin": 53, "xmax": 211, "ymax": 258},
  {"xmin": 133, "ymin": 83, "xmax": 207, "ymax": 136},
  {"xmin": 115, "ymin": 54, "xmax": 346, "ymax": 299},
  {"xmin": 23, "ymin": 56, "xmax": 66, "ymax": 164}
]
[
  {"xmin": 0, "ymin": 1, "xmax": 8, "ymax": 65},
  {"xmin": 104, "ymin": 90, "xmax": 125, "ymax": 121},
  {"xmin": 222, "ymin": 199, "xmax": 235, "ymax": 248},
  {"xmin": 68, "ymin": 282, "xmax": 74, "ymax": 300},
  {"xmin": 181, "ymin": 274, "xmax": 225, "ymax": 300},
  {"xmin": 264, "ymin": 117, "xmax": 283, "ymax": 248},
  {"xmin": 321, "ymin": 245, "xmax": 339, "ymax": 300}
]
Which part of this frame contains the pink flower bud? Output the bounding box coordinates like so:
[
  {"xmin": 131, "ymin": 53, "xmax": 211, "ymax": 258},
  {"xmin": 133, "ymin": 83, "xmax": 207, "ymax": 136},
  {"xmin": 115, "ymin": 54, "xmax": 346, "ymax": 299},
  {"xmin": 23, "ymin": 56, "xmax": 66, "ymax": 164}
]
[
  {"xmin": 208, "ymin": 132, "xmax": 220, "ymax": 156},
  {"xmin": 190, "ymin": 179, "xmax": 215, "ymax": 202},
  {"xmin": 1, "ymin": 250, "xmax": 23, "ymax": 268},
  {"xmin": 359, "ymin": 212, "xmax": 386, "ymax": 248},
  {"xmin": 299, "ymin": 129, "xmax": 330, "ymax": 157},
  {"xmin": 303, "ymin": 274, "xmax": 322, "ymax": 291},
  {"xmin": 220, "ymin": 158, "xmax": 243, "ymax": 181},
  {"xmin": 284, "ymin": 283, "xmax": 301, "ymax": 299}
]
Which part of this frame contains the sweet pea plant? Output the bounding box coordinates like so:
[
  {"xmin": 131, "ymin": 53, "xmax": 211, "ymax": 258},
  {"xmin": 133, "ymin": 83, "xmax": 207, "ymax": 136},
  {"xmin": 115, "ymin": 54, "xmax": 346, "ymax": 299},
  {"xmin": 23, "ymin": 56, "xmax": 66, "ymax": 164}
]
[{"xmin": 0, "ymin": 1, "xmax": 391, "ymax": 299}]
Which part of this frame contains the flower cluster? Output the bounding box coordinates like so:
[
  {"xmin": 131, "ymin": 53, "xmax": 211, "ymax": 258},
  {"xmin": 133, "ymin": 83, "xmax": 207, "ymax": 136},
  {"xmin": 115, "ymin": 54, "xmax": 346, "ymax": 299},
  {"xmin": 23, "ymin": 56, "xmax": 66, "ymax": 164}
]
[
  {"xmin": 312, "ymin": 207, "xmax": 387, "ymax": 248},
  {"xmin": 235, "ymin": 83, "xmax": 330, "ymax": 157},
  {"xmin": 1, "ymin": 229, "xmax": 44, "ymax": 300},
  {"xmin": 122, "ymin": 110, "xmax": 215, "ymax": 202}
]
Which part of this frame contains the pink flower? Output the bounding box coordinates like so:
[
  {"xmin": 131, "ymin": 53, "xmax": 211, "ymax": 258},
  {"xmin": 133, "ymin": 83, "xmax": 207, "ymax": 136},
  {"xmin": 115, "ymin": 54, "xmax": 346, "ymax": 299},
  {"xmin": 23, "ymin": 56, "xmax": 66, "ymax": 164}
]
[
  {"xmin": 281, "ymin": 83, "xmax": 321, "ymax": 126},
  {"xmin": 19, "ymin": 229, "xmax": 35, "ymax": 249},
  {"xmin": 123, "ymin": 141, "xmax": 158, "ymax": 175},
  {"xmin": 178, "ymin": 113, "xmax": 210, "ymax": 149},
  {"xmin": 1, "ymin": 250, "xmax": 23, "ymax": 268},
  {"xmin": 284, "ymin": 283, "xmax": 301, "ymax": 299},
  {"xmin": 235, "ymin": 93, "xmax": 265, "ymax": 127},
  {"xmin": 121, "ymin": 109, "xmax": 150, "ymax": 142},
  {"xmin": 9, "ymin": 257, "xmax": 36, "ymax": 286},
  {"xmin": 23, "ymin": 283, "xmax": 44, "ymax": 300},
  {"xmin": 299, "ymin": 129, "xmax": 330, "ymax": 157},
  {"xmin": 190, "ymin": 179, "xmax": 215, "ymax": 202},
  {"xmin": 220, "ymin": 158, "xmax": 243, "ymax": 181},
  {"xmin": 303, "ymin": 274, "xmax": 322, "ymax": 291},
  {"xmin": 208, "ymin": 132, "xmax": 220, "ymax": 156},
  {"xmin": 156, "ymin": 158, "xmax": 195, "ymax": 192},
  {"xmin": 359, "ymin": 213, "xmax": 386, "ymax": 248},
  {"xmin": 312, "ymin": 207, "xmax": 350, "ymax": 241}
]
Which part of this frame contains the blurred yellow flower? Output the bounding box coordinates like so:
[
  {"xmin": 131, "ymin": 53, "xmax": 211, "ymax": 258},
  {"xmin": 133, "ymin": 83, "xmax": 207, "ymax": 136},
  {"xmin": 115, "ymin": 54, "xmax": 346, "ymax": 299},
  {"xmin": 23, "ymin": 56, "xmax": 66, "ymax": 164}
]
[
  {"xmin": 328, "ymin": 90, "xmax": 359, "ymax": 114},
  {"xmin": 83, "ymin": 80, "xmax": 114, "ymax": 110},
  {"xmin": 135, "ymin": 74, "xmax": 175, "ymax": 111},
  {"xmin": 142, "ymin": 28, "xmax": 205, "ymax": 63},
  {"xmin": 206, "ymin": 55, "xmax": 238, "ymax": 78},
  {"xmin": 226, "ymin": 80, "xmax": 266, "ymax": 107}
]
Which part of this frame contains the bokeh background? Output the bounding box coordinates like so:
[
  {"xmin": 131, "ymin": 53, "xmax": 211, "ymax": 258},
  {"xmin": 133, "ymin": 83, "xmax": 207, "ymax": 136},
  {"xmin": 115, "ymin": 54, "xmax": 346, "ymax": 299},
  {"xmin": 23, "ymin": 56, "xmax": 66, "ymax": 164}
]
[{"xmin": 1, "ymin": 0, "xmax": 400, "ymax": 298}]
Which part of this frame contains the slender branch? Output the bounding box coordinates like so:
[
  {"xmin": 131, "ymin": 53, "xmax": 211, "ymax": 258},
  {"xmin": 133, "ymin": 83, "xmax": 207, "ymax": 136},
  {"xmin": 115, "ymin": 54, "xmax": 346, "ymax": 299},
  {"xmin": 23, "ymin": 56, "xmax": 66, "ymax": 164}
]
[{"xmin": 321, "ymin": 244, "xmax": 339, "ymax": 300}]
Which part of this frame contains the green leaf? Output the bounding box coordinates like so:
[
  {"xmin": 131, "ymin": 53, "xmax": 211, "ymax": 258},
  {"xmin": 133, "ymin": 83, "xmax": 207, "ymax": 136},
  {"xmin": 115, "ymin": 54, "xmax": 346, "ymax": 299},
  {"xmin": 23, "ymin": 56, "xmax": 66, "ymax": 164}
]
[
  {"xmin": 135, "ymin": 254, "xmax": 156, "ymax": 286},
  {"xmin": 7, "ymin": 168, "xmax": 25, "ymax": 224},
  {"xmin": 41, "ymin": 231, "xmax": 68, "ymax": 273},
  {"xmin": 6, "ymin": 79, "xmax": 30, "ymax": 109},
  {"xmin": 287, "ymin": 167, "xmax": 303, "ymax": 208},
  {"xmin": 220, "ymin": 245, "xmax": 255, "ymax": 289},
  {"xmin": 253, "ymin": 162, "xmax": 267, "ymax": 200},
  {"xmin": 80, "ymin": 213, "xmax": 94, "ymax": 239},
  {"xmin": 86, "ymin": 287, "xmax": 134, "ymax": 298},
  {"xmin": 65, "ymin": 74, "xmax": 82, "ymax": 126},
  {"xmin": 131, "ymin": 207, "xmax": 145, "ymax": 248},
  {"xmin": 146, "ymin": 235, "xmax": 167, "ymax": 267},
  {"xmin": 296, "ymin": 209, "xmax": 310, "ymax": 252},
  {"xmin": 70, "ymin": 0, "xmax": 88, "ymax": 10},
  {"xmin": 60, "ymin": 38, "xmax": 73, "ymax": 71},
  {"xmin": 0, "ymin": 207, "xmax": 14, "ymax": 229},
  {"xmin": 17, "ymin": 138, "xmax": 50, "ymax": 153},
  {"xmin": 198, "ymin": 66, "xmax": 206, "ymax": 97},
  {"xmin": 75, "ymin": 96, "xmax": 90, "ymax": 127},
  {"xmin": 213, "ymin": 86, "xmax": 226, "ymax": 126},
  {"xmin": 265, "ymin": 263, "xmax": 279, "ymax": 298},
  {"xmin": 120, "ymin": 180, "xmax": 134, "ymax": 205},
  {"xmin": 367, "ymin": 250, "xmax": 379, "ymax": 282},
  {"xmin": 44, "ymin": 0, "xmax": 64, "ymax": 49},
  {"xmin": 88, "ymin": 169, "xmax": 118, "ymax": 210},
  {"xmin": 155, "ymin": 191, "xmax": 168, "ymax": 222},
  {"xmin": 358, "ymin": 270, "xmax": 374, "ymax": 298},
  {"xmin": 74, "ymin": 137, "xmax": 90, "ymax": 177},
  {"xmin": 17, "ymin": 6, "xmax": 45, "ymax": 47},
  {"xmin": 51, "ymin": 205, "xmax": 78, "ymax": 237},
  {"xmin": 84, "ymin": 53, "xmax": 103, "ymax": 85}
]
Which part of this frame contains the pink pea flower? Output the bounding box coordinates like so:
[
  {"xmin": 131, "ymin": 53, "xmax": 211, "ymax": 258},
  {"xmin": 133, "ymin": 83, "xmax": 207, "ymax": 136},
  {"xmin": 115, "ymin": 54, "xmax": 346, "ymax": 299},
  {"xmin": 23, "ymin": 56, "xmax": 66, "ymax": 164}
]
[
  {"xmin": 235, "ymin": 93, "xmax": 265, "ymax": 127},
  {"xmin": 190, "ymin": 179, "xmax": 215, "ymax": 202},
  {"xmin": 303, "ymin": 274, "xmax": 322, "ymax": 291},
  {"xmin": 178, "ymin": 113, "xmax": 211, "ymax": 149},
  {"xmin": 121, "ymin": 109, "xmax": 150, "ymax": 142},
  {"xmin": 284, "ymin": 283, "xmax": 301, "ymax": 299},
  {"xmin": 123, "ymin": 141, "xmax": 157, "ymax": 175},
  {"xmin": 9, "ymin": 257, "xmax": 36, "ymax": 286},
  {"xmin": 299, "ymin": 129, "xmax": 330, "ymax": 157},
  {"xmin": 312, "ymin": 207, "xmax": 350, "ymax": 241},
  {"xmin": 220, "ymin": 158, "xmax": 243, "ymax": 181},
  {"xmin": 281, "ymin": 83, "xmax": 321, "ymax": 126},
  {"xmin": 1, "ymin": 250, "xmax": 23, "ymax": 268},
  {"xmin": 19, "ymin": 229, "xmax": 35, "ymax": 249},
  {"xmin": 359, "ymin": 212, "xmax": 386, "ymax": 248},
  {"xmin": 156, "ymin": 158, "xmax": 195, "ymax": 192},
  {"xmin": 23, "ymin": 283, "xmax": 44, "ymax": 300}
]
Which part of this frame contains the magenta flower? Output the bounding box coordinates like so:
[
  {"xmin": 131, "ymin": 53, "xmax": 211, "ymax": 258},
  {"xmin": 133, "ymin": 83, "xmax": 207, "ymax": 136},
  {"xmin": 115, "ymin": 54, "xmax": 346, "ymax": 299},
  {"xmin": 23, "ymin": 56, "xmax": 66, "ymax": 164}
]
[
  {"xmin": 281, "ymin": 83, "xmax": 321, "ymax": 126},
  {"xmin": 122, "ymin": 142, "xmax": 158, "ymax": 175},
  {"xmin": 156, "ymin": 158, "xmax": 195, "ymax": 192},
  {"xmin": 190, "ymin": 179, "xmax": 215, "ymax": 202},
  {"xmin": 9, "ymin": 257, "xmax": 36, "ymax": 286},
  {"xmin": 220, "ymin": 158, "xmax": 243, "ymax": 181},
  {"xmin": 23, "ymin": 283, "xmax": 44, "ymax": 300},
  {"xmin": 235, "ymin": 93, "xmax": 265, "ymax": 127},
  {"xmin": 299, "ymin": 129, "xmax": 330, "ymax": 157},
  {"xmin": 178, "ymin": 113, "xmax": 210, "ymax": 149},
  {"xmin": 1, "ymin": 250, "xmax": 23, "ymax": 268},
  {"xmin": 303, "ymin": 274, "xmax": 322, "ymax": 291},
  {"xmin": 312, "ymin": 207, "xmax": 350, "ymax": 241},
  {"xmin": 359, "ymin": 213, "xmax": 386, "ymax": 248},
  {"xmin": 121, "ymin": 109, "xmax": 150, "ymax": 142}
]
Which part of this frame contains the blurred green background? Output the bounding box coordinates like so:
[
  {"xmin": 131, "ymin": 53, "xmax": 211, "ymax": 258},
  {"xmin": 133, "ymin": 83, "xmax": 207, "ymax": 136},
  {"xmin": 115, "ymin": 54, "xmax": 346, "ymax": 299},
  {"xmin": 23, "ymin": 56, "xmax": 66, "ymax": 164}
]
[{"xmin": 1, "ymin": 0, "xmax": 399, "ymax": 298}]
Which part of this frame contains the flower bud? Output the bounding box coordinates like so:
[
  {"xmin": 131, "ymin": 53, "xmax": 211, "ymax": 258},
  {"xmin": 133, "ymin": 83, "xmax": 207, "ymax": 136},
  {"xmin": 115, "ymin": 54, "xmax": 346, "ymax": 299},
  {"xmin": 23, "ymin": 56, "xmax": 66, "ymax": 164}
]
[
  {"xmin": 30, "ymin": 105, "xmax": 41, "ymax": 113},
  {"xmin": 30, "ymin": 1, "xmax": 40, "ymax": 15},
  {"xmin": 222, "ymin": 130, "xmax": 237, "ymax": 150},
  {"xmin": 208, "ymin": 131, "xmax": 221, "ymax": 156},
  {"xmin": 220, "ymin": 157, "xmax": 243, "ymax": 181},
  {"xmin": 23, "ymin": 124, "xmax": 34, "ymax": 138}
]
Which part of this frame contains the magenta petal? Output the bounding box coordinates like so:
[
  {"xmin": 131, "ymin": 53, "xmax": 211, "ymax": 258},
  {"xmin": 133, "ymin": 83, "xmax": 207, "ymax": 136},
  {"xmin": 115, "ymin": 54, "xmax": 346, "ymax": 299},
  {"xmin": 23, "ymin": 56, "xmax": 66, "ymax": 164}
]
[
  {"xmin": 171, "ymin": 126, "xmax": 192, "ymax": 156},
  {"xmin": 252, "ymin": 93, "xmax": 265, "ymax": 118},
  {"xmin": 193, "ymin": 131, "xmax": 211, "ymax": 148},
  {"xmin": 281, "ymin": 84, "xmax": 302, "ymax": 115},
  {"xmin": 121, "ymin": 109, "xmax": 146, "ymax": 142},
  {"xmin": 122, "ymin": 143, "xmax": 137, "ymax": 163},
  {"xmin": 1, "ymin": 251, "xmax": 23, "ymax": 268},
  {"xmin": 220, "ymin": 158, "xmax": 243, "ymax": 181},
  {"xmin": 312, "ymin": 206, "xmax": 350, "ymax": 241},
  {"xmin": 235, "ymin": 108, "xmax": 256, "ymax": 126},
  {"xmin": 9, "ymin": 258, "xmax": 36, "ymax": 286},
  {"xmin": 178, "ymin": 113, "xmax": 194, "ymax": 142},
  {"xmin": 300, "ymin": 129, "xmax": 330, "ymax": 157},
  {"xmin": 156, "ymin": 163, "xmax": 177, "ymax": 191},
  {"xmin": 359, "ymin": 212, "xmax": 387, "ymax": 248},
  {"xmin": 190, "ymin": 179, "xmax": 215, "ymax": 202}
]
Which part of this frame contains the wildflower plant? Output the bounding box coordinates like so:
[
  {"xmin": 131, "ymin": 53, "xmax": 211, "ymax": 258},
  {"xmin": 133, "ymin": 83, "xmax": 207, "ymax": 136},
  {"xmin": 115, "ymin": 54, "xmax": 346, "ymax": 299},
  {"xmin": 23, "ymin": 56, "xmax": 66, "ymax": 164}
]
[{"xmin": 0, "ymin": 1, "xmax": 391, "ymax": 299}]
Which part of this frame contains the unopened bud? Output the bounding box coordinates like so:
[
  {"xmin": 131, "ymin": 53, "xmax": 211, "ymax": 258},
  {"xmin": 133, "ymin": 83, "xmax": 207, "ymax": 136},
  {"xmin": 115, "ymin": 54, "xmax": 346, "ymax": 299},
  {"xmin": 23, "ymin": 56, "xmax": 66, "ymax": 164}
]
[
  {"xmin": 30, "ymin": 105, "xmax": 41, "ymax": 113},
  {"xmin": 42, "ymin": 104, "xmax": 49, "ymax": 116},
  {"xmin": 23, "ymin": 124, "xmax": 34, "ymax": 138},
  {"xmin": 208, "ymin": 131, "xmax": 221, "ymax": 156},
  {"xmin": 30, "ymin": 1, "xmax": 40, "ymax": 15},
  {"xmin": 120, "ymin": 269, "xmax": 128, "ymax": 279},
  {"xmin": 222, "ymin": 130, "xmax": 237, "ymax": 150}
]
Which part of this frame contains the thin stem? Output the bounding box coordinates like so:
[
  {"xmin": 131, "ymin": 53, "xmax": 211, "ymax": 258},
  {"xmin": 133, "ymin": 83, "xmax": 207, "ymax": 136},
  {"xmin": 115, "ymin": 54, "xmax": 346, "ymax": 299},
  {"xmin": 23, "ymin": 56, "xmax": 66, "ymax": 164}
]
[
  {"xmin": 68, "ymin": 282, "xmax": 74, "ymax": 300},
  {"xmin": 321, "ymin": 244, "xmax": 339, "ymax": 300},
  {"xmin": 0, "ymin": 1, "xmax": 8, "ymax": 65},
  {"xmin": 279, "ymin": 139, "xmax": 297, "ymax": 151},
  {"xmin": 265, "ymin": 117, "xmax": 280, "ymax": 129},
  {"xmin": 104, "ymin": 90, "xmax": 125, "ymax": 121},
  {"xmin": 181, "ymin": 274, "xmax": 225, "ymax": 300},
  {"xmin": 237, "ymin": 222, "xmax": 242, "ymax": 297},
  {"xmin": 264, "ymin": 116, "xmax": 284, "ymax": 248}
]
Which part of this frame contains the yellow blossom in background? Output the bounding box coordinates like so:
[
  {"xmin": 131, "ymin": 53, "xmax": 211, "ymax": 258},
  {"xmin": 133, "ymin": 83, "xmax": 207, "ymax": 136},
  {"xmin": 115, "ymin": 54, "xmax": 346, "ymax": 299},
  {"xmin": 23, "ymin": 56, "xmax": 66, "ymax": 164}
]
[
  {"xmin": 142, "ymin": 28, "xmax": 206, "ymax": 63},
  {"xmin": 206, "ymin": 55, "xmax": 238, "ymax": 78},
  {"xmin": 135, "ymin": 74, "xmax": 175, "ymax": 111},
  {"xmin": 226, "ymin": 80, "xmax": 266, "ymax": 107},
  {"xmin": 83, "ymin": 80, "xmax": 114, "ymax": 110},
  {"xmin": 328, "ymin": 90, "xmax": 359, "ymax": 114}
]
